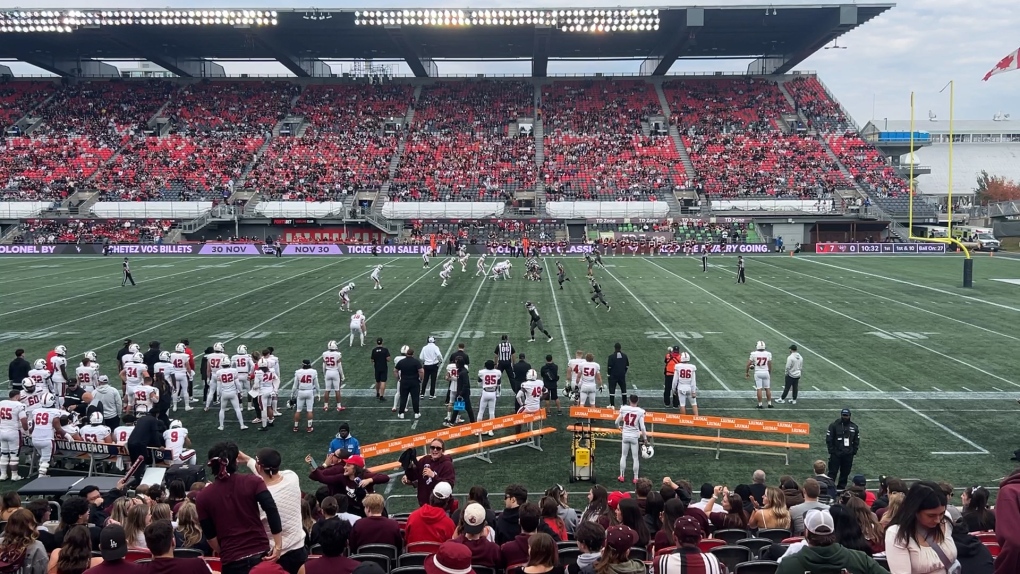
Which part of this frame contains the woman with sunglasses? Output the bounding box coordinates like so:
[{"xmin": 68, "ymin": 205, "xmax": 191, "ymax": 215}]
[
  {"xmin": 402, "ymin": 438, "xmax": 456, "ymax": 507},
  {"xmin": 885, "ymin": 481, "xmax": 958, "ymax": 574}
]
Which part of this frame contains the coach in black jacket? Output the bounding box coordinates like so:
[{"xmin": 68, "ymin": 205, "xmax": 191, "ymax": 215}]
[
  {"xmin": 142, "ymin": 341, "xmax": 161, "ymax": 376},
  {"xmin": 826, "ymin": 408, "xmax": 860, "ymax": 490},
  {"xmin": 7, "ymin": 349, "xmax": 30, "ymax": 392},
  {"xmin": 127, "ymin": 407, "xmax": 168, "ymax": 478},
  {"xmin": 606, "ymin": 343, "xmax": 629, "ymax": 408},
  {"xmin": 512, "ymin": 354, "xmax": 531, "ymax": 411}
]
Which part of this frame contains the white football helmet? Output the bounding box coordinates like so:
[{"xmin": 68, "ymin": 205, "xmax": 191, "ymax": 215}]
[
  {"xmin": 159, "ymin": 351, "xmax": 171, "ymax": 362},
  {"xmin": 348, "ymin": 282, "xmax": 355, "ymax": 289},
  {"xmin": 356, "ymin": 310, "xmax": 363, "ymax": 317},
  {"xmin": 679, "ymin": 352, "xmax": 690, "ymax": 363},
  {"xmin": 123, "ymin": 353, "xmax": 137, "ymax": 364},
  {"xmin": 257, "ymin": 358, "xmax": 269, "ymax": 369},
  {"xmin": 175, "ymin": 343, "xmax": 186, "ymax": 353},
  {"xmin": 327, "ymin": 340, "xmax": 339, "ymax": 351},
  {"xmin": 33, "ymin": 359, "xmax": 46, "ymax": 370},
  {"xmin": 89, "ymin": 411, "xmax": 104, "ymax": 425},
  {"xmin": 755, "ymin": 340, "xmax": 767, "ymax": 351},
  {"xmin": 21, "ymin": 378, "xmax": 35, "ymax": 393},
  {"xmin": 376, "ymin": 264, "xmax": 383, "ymax": 270},
  {"xmin": 400, "ymin": 345, "xmax": 410, "ymax": 354},
  {"xmin": 237, "ymin": 345, "xmax": 248, "ymax": 355},
  {"xmin": 84, "ymin": 351, "xmax": 97, "ymax": 362},
  {"xmin": 54, "ymin": 345, "xmax": 67, "ymax": 356},
  {"xmin": 128, "ymin": 343, "xmax": 140, "ymax": 354},
  {"xmin": 132, "ymin": 352, "xmax": 144, "ymax": 364},
  {"xmin": 427, "ymin": 336, "xmax": 436, "ymax": 344},
  {"xmin": 40, "ymin": 392, "xmax": 56, "ymax": 408},
  {"xmin": 526, "ymin": 369, "xmax": 539, "ymax": 381},
  {"xmin": 169, "ymin": 419, "xmax": 183, "ymax": 429},
  {"xmin": 641, "ymin": 444, "xmax": 655, "ymax": 459},
  {"xmin": 213, "ymin": 342, "xmax": 225, "ymax": 353}
]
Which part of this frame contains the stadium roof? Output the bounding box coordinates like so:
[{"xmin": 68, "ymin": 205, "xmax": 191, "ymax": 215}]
[{"xmin": 0, "ymin": 4, "xmax": 893, "ymax": 78}]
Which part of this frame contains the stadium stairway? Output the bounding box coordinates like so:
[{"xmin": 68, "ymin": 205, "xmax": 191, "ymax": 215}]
[
  {"xmin": 654, "ymin": 80, "xmax": 697, "ymax": 187},
  {"xmin": 381, "ymin": 85, "xmax": 421, "ymax": 196},
  {"xmin": 0, "ymin": 223, "xmax": 23, "ymax": 245}
]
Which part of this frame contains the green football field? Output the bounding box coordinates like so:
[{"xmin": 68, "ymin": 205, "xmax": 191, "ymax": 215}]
[{"xmin": 2, "ymin": 252, "xmax": 1020, "ymax": 511}]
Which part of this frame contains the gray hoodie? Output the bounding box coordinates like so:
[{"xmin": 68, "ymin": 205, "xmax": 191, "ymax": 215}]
[
  {"xmin": 90, "ymin": 384, "xmax": 123, "ymax": 418},
  {"xmin": 576, "ymin": 552, "xmax": 601, "ymax": 570}
]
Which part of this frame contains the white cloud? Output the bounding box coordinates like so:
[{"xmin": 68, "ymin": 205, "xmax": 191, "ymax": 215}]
[{"xmin": 2, "ymin": 0, "xmax": 1017, "ymax": 123}]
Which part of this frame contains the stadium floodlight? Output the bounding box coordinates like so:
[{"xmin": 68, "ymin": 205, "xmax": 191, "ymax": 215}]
[
  {"xmin": 1, "ymin": 8, "xmax": 278, "ymax": 31},
  {"xmin": 353, "ymin": 7, "xmax": 658, "ymax": 30}
]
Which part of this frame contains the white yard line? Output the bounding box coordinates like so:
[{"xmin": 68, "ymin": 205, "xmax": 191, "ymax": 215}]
[
  {"xmin": 600, "ymin": 266, "xmax": 730, "ymax": 391},
  {"xmin": 892, "ymin": 398, "xmax": 989, "ymax": 454},
  {"xmin": 439, "ymin": 259, "xmax": 499, "ymax": 362},
  {"xmin": 723, "ymin": 265, "xmax": 1020, "ymax": 389},
  {"xmin": 0, "ymin": 256, "xmax": 214, "ymax": 288},
  {"xmin": 797, "ymin": 258, "xmax": 1020, "ymax": 313},
  {"xmin": 755, "ymin": 259, "xmax": 1020, "ymax": 342},
  {"xmin": 541, "ymin": 257, "xmax": 573, "ymax": 360}
]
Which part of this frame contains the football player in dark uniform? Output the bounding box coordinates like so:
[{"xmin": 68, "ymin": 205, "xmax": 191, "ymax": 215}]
[
  {"xmin": 525, "ymin": 302, "xmax": 554, "ymax": 343},
  {"xmin": 556, "ymin": 260, "xmax": 570, "ymax": 290},
  {"xmin": 590, "ymin": 277, "xmax": 610, "ymax": 311},
  {"xmin": 593, "ymin": 249, "xmax": 606, "ymax": 269},
  {"xmin": 583, "ymin": 253, "xmax": 595, "ymax": 277}
]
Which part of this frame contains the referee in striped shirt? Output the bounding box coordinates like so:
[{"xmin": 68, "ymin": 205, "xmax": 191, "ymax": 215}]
[{"xmin": 494, "ymin": 335, "xmax": 515, "ymax": 386}]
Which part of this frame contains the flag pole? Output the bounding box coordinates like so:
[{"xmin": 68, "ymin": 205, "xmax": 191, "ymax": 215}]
[{"xmin": 908, "ymin": 91, "xmax": 914, "ymax": 235}]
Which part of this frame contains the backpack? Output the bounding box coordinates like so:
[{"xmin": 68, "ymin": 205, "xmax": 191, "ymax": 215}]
[{"xmin": 0, "ymin": 546, "xmax": 27, "ymax": 574}]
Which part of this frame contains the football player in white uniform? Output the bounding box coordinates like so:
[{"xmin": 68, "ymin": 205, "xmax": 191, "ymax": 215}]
[
  {"xmin": 292, "ymin": 359, "xmax": 319, "ymax": 433},
  {"xmin": 338, "ymin": 282, "xmax": 354, "ymax": 312},
  {"xmin": 26, "ymin": 360, "xmax": 51, "ymax": 402},
  {"xmin": 512, "ymin": 369, "xmax": 546, "ymax": 443},
  {"xmin": 422, "ymin": 250, "xmax": 430, "ymax": 269},
  {"xmin": 153, "ymin": 351, "xmax": 173, "ymax": 384},
  {"xmin": 253, "ymin": 358, "xmax": 279, "ymax": 431},
  {"xmin": 213, "ymin": 364, "xmax": 246, "ymax": 431},
  {"xmin": 349, "ymin": 311, "xmax": 367, "ymax": 348},
  {"xmin": 615, "ymin": 394, "xmax": 648, "ymax": 484},
  {"xmin": 75, "ymin": 353, "xmax": 100, "ymax": 393},
  {"xmin": 566, "ymin": 350, "xmax": 585, "ymax": 402},
  {"xmin": 169, "ymin": 343, "xmax": 193, "ymax": 411},
  {"xmin": 476, "ymin": 254, "xmax": 488, "ymax": 276},
  {"xmin": 80, "ymin": 411, "xmax": 114, "ymax": 445},
  {"xmin": 205, "ymin": 342, "xmax": 231, "ymax": 408},
  {"xmin": 491, "ymin": 260, "xmax": 512, "ymax": 281},
  {"xmin": 671, "ymin": 352, "xmax": 699, "ymax": 416},
  {"xmin": 30, "ymin": 393, "xmax": 67, "ymax": 477},
  {"xmin": 50, "ymin": 345, "xmax": 69, "ymax": 396},
  {"xmin": 458, "ymin": 246, "xmax": 469, "ymax": 272},
  {"xmin": 231, "ymin": 345, "xmax": 254, "ymax": 411},
  {"xmin": 440, "ymin": 266, "xmax": 452, "ymax": 287},
  {"xmin": 0, "ymin": 389, "xmax": 28, "ymax": 481},
  {"xmin": 745, "ymin": 340, "xmax": 774, "ymax": 409},
  {"xmin": 132, "ymin": 378, "xmax": 159, "ymax": 415},
  {"xmin": 321, "ymin": 341, "xmax": 345, "ymax": 412},
  {"xmin": 476, "ymin": 360, "xmax": 501, "ymax": 436},
  {"xmin": 112, "ymin": 414, "xmax": 135, "ymax": 470},
  {"xmin": 576, "ymin": 353, "xmax": 603, "ymax": 407},
  {"xmin": 120, "ymin": 352, "xmax": 149, "ymax": 410},
  {"xmin": 371, "ymin": 264, "xmax": 383, "ymax": 290},
  {"xmin": 163, "ymin": 420, "xmax": 196, "ymax": 465},
  {"xmin": 20, "ymin": 378, "xmax": 47, "ymax": 414}
]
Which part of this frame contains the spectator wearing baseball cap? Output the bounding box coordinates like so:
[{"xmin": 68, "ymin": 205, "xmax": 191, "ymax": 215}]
[
  {"xmin": 307, "ymin": 452, "xmax": 390, "ymax": 509},
  {"xmin": 509, "ymin": 533, "xmax": 562, "ymax": 574},
  {"xmin": 591, "ymin": 525, "xmax": 645, "ymax": 574},
  {"xmin": 405, "ymin": 481, "xmax": 455, "ymax": 545},
  {"xmin": 84, "ymin": 525, "xmax": 139, "ymax": 574},
  {"xmin": 654, "ymin": 517, "xmax": 725, "ymax": 574},
  {"xmin": 425, "ymin": 541, "xmax": 476, "ymax": 574},
  {"xmin": 452, "ymin": 503, "xmax": 502, "ymax": 568},
  {"xmin": 304, "ymin": 518, "xmax": 361, "ymax": 574},
  {"xmin": 776, "ymin": 510, "xmax": 887, "ymax": 574},
  {"xmin": 849, "ymin": 475, "xmax": 876, "ymax": 507}
]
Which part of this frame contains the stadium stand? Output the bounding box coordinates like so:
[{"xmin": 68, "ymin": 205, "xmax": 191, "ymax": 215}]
[
  {"xmin": 541, "ymin": 79, "xmax": 685, "ymax": 201},
  {"xmin": 589, "ymin": 219, "xmax": 758, "ymax": 244},
  {"xmin": 785, "ymin": 76, "xmax": 853, "ymax": 133},
  {"xmin": 12, "ymin": 218, "xmax": 174, "ymax": 244},
  {"xmin": 390, "ymin": 80, "xmax": 536, "ymax": 203},
  {"xmin": 0, "ymin": 81, "xmax": 55, "ymax": 127},
  {"xmin": 405, "ymin": 219, "xmax": 564, "ymax": 245},
  {"xmin": 92, "ymin": 81, "xmax": 300, "ymax": 200},
  {"xmin": 664, "ymin": 78, "xmax": 848, "ymax": 199},
  {"xmin": 250, "ymin": 83, "xmax": 414, "ymax": 200}
]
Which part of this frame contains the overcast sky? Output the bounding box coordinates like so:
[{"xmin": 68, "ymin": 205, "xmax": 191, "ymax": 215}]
[{"xmin": 3, "ymin": 0, "xmax": 1018, "ymax": 125}]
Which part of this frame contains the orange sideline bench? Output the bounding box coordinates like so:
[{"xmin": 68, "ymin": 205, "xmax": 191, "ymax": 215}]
[
  {"xmin": 569, "ymin": 406, "xmax": 810, "ymax": 465},
  {"xmin": 364, "ymin": 410, "xmax": 555, "ymax": 473}
]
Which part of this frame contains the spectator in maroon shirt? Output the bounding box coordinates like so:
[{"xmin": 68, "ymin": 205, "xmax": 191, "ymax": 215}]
[
  {"xmin": 306, "ymin": 454, "xmax": 390, "ymax": 508},
  {"xmin": 654, "ymin": 517, "xmax": 726, "ymax": 574},
  {"xmin": 350, "ymin": 494, "xmax": 402, "ymax": 554},
  {"xmin": 453, "ymin": 503, "xmax": 502, "ymax": 568},
  {"xmin": 305, "ymin": 519, "xmax": 361, "ymax": 574},
  {"xmin": 402, "ymin": 439, "xmax": 456, "ymax": 507},
  {"xmin": 196, "ymin": 441, "xmax": 283, "ymax": 574},
  {"xmin": 138, "ymin": 520, "xmax": 209, "ymax": 574}
]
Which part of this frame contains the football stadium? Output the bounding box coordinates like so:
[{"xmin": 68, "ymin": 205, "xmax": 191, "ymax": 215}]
[{"xmin": 0, "ymin": 3, "xmax": 1018, "ymax": 572}]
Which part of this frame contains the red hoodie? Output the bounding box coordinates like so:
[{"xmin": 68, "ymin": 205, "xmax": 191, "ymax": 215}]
[
  {"xmin": 995, "ymin": 468, "xmax": 1020, "ymax": 574},
  {"xmin": 405, "ymin": 504, "xmax": 455, "ymax": 545}
]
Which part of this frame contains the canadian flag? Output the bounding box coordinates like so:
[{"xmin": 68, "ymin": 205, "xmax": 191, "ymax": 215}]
[{"xmin": 983, "ymin": 47, "xmax": 1020, "ymax": 81}]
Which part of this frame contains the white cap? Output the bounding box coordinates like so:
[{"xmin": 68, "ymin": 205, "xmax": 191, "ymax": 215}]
[
  {"xmin": 433, "ymin": 481, "xmax": 453, "ymax": 500},
  {"xmin": 804, "ymin": 509, "xmax": 834, "ymax": 535}
]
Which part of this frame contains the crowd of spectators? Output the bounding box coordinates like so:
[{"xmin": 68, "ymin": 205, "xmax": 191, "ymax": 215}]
[
  {"xmin": 404, "ymin": 220, "xmax": 562, "ymax": 245},
  {"xmin": 252, "ymin": 84, "xmax": 414, "ymax": 201},
  {"xmin": 0, "ymin": 81, "xmax": 56, "ymax": 127},
  {"xmin": 0, "ymin": 81, "xmax": 175, "ymax": 200},
  {"xmin": 827, "ymin": 134, "xmax": 910, "ymax": 198},
  {"xmin": 541, "ymin": 80, "xmax": 685, "ymax": 201},
  {"xmin": 664, "ymin": 78, "xmax": 847, "ymax": 200},
  {"xmin": 390, "ymin": 81, "xmax": 536, "ymax": 203},
  {"xmin": 784, "ymin": 77, "xmax": 853, "ymax": 133},
  {"xmin": 12, "ymin": 218, "xmax": 174, "ymax": 244},
  {"xmin": 1, "ymin": 448, "xmax": 1015, "ymax": 574}
]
